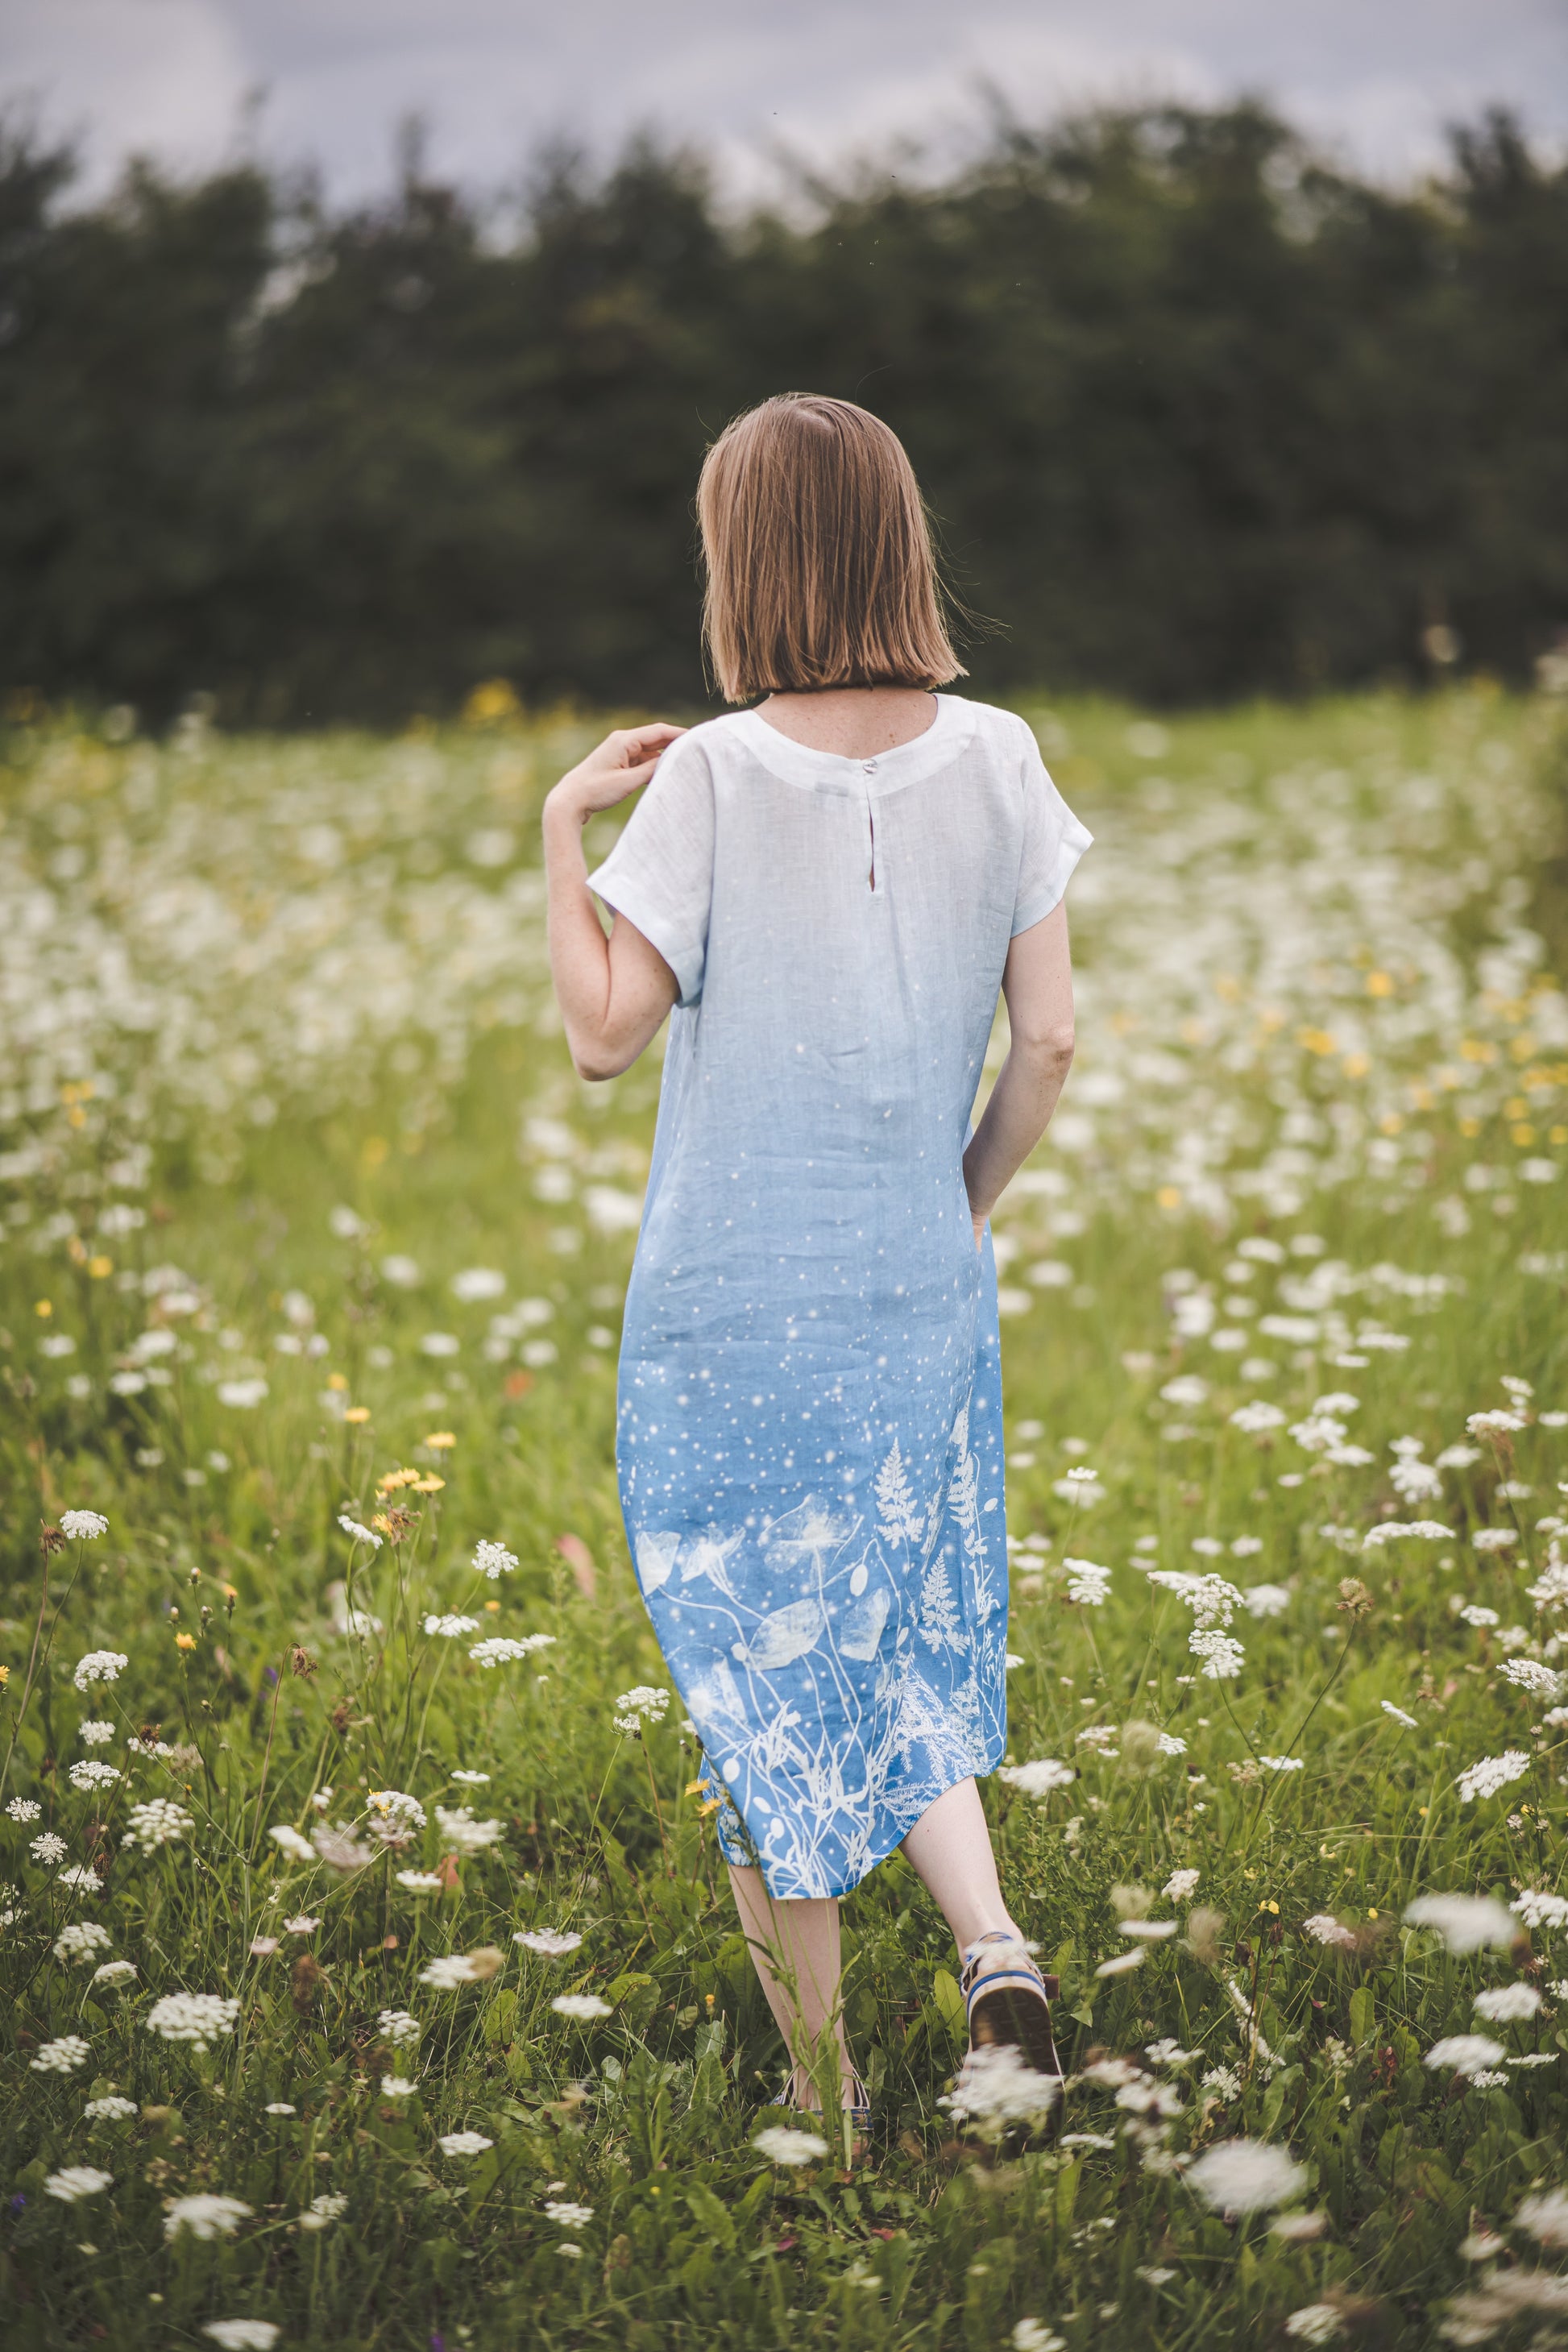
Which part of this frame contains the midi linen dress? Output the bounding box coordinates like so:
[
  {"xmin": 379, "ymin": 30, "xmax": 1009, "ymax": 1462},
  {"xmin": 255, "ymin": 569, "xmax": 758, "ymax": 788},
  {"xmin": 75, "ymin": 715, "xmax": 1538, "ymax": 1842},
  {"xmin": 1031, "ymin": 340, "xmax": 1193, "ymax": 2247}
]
[{"xmin": 587, "ymin": 695, "xmax": 1090, "ymax": 1898}]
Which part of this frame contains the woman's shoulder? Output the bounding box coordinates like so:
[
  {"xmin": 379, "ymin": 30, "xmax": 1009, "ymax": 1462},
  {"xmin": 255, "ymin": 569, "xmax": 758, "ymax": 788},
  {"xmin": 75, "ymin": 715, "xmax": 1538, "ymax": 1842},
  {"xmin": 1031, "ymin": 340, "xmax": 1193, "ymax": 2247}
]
[{"xmin": 940, "ymin": 695, "xmax": 1040, "ymax": 757}]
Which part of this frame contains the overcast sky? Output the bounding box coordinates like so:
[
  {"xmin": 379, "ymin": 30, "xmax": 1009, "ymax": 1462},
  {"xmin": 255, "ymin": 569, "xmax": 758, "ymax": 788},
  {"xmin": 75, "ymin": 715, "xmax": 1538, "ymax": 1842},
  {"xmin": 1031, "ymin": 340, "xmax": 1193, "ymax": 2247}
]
[{"xmin": 3, "ymin": 0, "xmax": 1566, "ymax": 208}]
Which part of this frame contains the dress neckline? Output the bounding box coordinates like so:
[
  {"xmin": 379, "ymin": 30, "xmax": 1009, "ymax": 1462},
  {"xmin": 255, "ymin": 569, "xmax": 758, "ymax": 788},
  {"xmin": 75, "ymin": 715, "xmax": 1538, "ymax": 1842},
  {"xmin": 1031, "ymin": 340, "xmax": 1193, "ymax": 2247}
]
[{"xmin": 729, "ymin": 694, "xmax": 975, "ymax": 794}]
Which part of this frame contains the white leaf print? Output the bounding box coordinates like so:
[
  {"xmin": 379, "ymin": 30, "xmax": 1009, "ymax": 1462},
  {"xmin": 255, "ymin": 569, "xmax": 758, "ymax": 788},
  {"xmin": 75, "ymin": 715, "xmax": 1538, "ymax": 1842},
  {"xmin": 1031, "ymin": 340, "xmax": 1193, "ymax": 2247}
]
[
  {"xmin": 731, "ymin": 1598, "xmax": 825, "ymax": 1671},
  {"xmin": 686, "ymin": 1658, "xmax": 749, "ymax": 1728},
  {"xmin": 680, "ymin": 1529, "xmax": 744, "ymax": 1596},
  {"xmin": 873, "ymin": 1438, "xmax": 925, "ymax": 1545},
  {"xmin": 840, "ymin": 1587, "xmax": 890, "ymax": 1661},
  {"xmin": 758, "ymin": 1499, "xmax": 860, "ymax": 1570},
  {"xmin": 917, "ymin": 1553, "xmax": 969, "ymax": 1653},
  {"xmin": 634, "ymin": 1529, "xmax": 682, "ymax": 1592}
]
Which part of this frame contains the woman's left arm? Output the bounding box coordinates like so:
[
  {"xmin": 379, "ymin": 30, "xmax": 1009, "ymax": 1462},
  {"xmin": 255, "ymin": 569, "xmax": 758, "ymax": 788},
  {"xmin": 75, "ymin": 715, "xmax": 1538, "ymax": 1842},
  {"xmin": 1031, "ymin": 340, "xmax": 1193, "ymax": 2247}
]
[
  {"xmin": 962, "ymin": 901, "xmax": 1076, "ymax": 1243},
  {"xmin": 543, "ymin": 724, "xmax": 685, "ymax": 1081}
]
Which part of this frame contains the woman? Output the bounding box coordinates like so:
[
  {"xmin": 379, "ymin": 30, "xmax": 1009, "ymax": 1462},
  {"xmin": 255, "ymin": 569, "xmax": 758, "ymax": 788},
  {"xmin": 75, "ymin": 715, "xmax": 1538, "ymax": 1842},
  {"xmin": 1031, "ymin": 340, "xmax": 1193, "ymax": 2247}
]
[{"xmin": 543, "ymin": 393, "xmax": 1089, "ymax": 2124}]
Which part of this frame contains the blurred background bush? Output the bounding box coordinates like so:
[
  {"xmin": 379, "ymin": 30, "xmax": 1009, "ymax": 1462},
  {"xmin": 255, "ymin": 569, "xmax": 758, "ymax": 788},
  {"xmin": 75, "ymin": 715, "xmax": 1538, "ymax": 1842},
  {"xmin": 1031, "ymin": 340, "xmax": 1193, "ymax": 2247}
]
[{"xmin": 0, "ymin": 99, "xmax": 1564, "ymax": 725}]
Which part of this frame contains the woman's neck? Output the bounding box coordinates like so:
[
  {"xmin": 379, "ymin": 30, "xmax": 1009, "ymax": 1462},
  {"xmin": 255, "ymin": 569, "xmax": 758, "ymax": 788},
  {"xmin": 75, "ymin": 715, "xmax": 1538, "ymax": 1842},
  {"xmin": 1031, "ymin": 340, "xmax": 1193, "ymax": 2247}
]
[{"xmin": 753, "ymin": 685, "xmax": 940, "ymax": 759}]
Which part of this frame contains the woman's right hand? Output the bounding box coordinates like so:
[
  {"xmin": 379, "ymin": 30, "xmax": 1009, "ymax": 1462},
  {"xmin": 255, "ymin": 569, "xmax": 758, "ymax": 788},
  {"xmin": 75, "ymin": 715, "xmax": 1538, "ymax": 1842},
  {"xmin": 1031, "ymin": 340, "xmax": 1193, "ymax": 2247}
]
[{"xmin": 545, "ymin": 723, "xmax": 686, "ymax": 823}]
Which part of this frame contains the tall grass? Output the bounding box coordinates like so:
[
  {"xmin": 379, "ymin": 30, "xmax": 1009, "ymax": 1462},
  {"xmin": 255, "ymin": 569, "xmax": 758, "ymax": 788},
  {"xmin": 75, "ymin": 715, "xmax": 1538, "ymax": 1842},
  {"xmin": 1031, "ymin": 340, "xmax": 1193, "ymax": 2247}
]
[{"xmin": 2, "ymin": 685, "xmax": 1568, "ymax": 2348}]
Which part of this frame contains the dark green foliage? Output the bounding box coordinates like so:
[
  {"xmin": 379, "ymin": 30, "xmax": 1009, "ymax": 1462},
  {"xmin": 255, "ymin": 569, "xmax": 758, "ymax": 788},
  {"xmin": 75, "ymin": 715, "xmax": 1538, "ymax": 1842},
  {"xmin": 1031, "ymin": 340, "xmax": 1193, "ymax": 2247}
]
[{"xmin": 0, "ymin": 101, "xmax": 1565, "ymax": 721}]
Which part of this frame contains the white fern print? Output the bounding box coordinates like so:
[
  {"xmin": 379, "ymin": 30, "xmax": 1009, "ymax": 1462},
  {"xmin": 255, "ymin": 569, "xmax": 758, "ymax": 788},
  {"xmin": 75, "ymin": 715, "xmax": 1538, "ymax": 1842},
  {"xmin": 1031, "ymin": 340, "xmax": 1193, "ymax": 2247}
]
[{"xmin": 874, "ymin": 1437, "xmax": 925, "ymax": 1546}]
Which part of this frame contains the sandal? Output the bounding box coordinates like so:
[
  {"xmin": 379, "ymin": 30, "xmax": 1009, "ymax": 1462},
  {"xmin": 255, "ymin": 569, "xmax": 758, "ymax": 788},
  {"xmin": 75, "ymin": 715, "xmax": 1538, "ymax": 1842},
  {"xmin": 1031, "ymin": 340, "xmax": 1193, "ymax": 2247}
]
[
  {"xmin": 958, "ymin": 1929, "xmax": 1064, "ymax": 2087},
  {"xmin": 782, "ymin": 2062, "xmax": 872, "ymax": 2130}
]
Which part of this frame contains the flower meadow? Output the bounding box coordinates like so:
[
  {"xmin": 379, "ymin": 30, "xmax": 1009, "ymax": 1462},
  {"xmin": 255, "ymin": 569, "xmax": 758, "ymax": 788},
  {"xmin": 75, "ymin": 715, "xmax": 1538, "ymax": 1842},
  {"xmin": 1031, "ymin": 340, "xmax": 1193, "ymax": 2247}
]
[{"xmin": 4, "ymin": 686, "xmax": 1568, "ymax": 2350}]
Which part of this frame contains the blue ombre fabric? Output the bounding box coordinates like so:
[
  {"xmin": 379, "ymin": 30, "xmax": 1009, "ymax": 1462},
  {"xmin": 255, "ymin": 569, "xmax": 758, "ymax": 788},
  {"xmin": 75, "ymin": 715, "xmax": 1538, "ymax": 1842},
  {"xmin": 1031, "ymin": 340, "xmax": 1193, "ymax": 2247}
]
[{"xmin": 587, "ymin": 695, "xmax": 1090, "ymax": 1897}]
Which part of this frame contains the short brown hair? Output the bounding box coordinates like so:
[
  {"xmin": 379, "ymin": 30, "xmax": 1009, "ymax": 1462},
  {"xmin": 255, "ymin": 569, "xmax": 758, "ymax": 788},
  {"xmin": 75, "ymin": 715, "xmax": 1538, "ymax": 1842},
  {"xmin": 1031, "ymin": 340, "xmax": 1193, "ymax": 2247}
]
[{"xmin": 696, "ymin": 393, "xmax": 965, "ymax": 703}]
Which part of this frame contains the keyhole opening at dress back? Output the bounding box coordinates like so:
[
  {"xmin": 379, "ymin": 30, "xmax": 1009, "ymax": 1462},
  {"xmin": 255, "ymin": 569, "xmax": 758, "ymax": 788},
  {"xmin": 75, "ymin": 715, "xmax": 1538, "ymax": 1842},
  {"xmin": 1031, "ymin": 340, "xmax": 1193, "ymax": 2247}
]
[{"xmin": 866, "ymin": 799, "xmax": 877, "ymax": 893}]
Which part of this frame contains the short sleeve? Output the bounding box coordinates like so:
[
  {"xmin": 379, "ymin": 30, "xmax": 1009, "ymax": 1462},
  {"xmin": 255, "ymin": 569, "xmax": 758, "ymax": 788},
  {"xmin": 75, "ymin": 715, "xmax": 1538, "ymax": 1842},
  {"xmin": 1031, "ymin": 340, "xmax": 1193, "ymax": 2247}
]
[
  {"xmin": 586, "ymin": 733, "xmax": 716, "ymax": 1008},
  {"xmin": 1010, "ymin": 718, "xmax": 1093, "ymax": 937}
]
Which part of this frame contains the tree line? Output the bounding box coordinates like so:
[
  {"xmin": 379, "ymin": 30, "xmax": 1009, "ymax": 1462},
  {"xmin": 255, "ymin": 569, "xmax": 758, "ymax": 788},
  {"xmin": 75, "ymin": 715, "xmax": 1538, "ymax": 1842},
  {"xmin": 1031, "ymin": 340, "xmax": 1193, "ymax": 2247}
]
[{"xmin": 0, "ymin": 98, "xmax": 1565, "ymax": 725}]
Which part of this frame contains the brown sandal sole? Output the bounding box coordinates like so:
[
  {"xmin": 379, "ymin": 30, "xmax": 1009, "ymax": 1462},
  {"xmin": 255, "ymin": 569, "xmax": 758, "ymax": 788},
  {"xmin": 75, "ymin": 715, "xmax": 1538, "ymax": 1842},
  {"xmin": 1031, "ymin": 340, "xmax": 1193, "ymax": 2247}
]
[{"xmin": 967, "ymin": 1970, "xmax": 1065, "ymax": 2096}]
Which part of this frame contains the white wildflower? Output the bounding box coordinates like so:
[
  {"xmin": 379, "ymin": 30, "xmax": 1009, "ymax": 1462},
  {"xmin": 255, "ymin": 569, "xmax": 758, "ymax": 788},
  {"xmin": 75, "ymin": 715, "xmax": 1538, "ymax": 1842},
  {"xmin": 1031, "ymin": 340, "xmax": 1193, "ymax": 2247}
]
[
  {"xmin": 551, "ymin": 1993, "xmax": 612, "ymax": 2020},
  {"xmin": 378, "ymin": 2010, "xmax": 422, "ymax": 2047},
  {"xmin": 44, "ymin": 2166, "xmax": 112, "ymax": 2203},
  {"xmin": 1404, "ymin": 1894, "xmax": 1519, "ymax": 1952},
  {"xmin": 68, "ymin": 1760, "xmax": 121, "ymax": 1793},
  {"xmin": 1064, "ymin": 1558, "xmax": 1111, "ymax": 1605},
  {"xmin": 433, "ymin": 1805, "xmax": 502, "ymax": 1852},
  {"xmin": 203, "ymin": 2324, "xmax": 279, "ymax": 2350},
  {"xmin": 52, "ymin": 1921, "xmax": 112, "ymax": 1964},
  {"xmin": 473, "ymin": 1540, "xmax": 518, "ymax": 1578},
  {"xmin": 419, "ymin": 1955, "xmax": 485, "ymax": 1989},
  {"xmin": 1382, "ymin": 1702, "xmax": 1419, "ymax": 1728},
  {"xmin": 146, "ymin": 1992, "xmax": 239, "ymax": 2047},
  {"xmin": 337, "ymin": 1516, "xmax": 382, "ymax": 1549},
  {"xmin": 7, "ymin": 1798, "xmax": 41, "ymax": 1821},
  {"xmin": 1516, "ymin": 2189, "xmax": 1568, "ymax": 2248},
  {"xmin": 1189, "ymin": 1628, "xmax": 1245, "ymax": 1679},
  {"xmin": 544, "ymin": 2200, "xmax": 594, "ymax": 2227},
  {"xmin": 1512, "ymin": 1890, "xmax": 1568, "ymax": 1931},
  {"xmin": 1475, "ymin": 1984, "xmax": 1541, "ymax": 2022},
  {"xmin": 30, "ymin": 2035, "xmax": 91, "ymax": 2073},
  {"xmin": 78, "ymin": 1720, "xmax": 115, "ymax": 1748},
  {"xmin": 1504, "ymin": 1659, "xmax": 1564, "ymax": 1697},
  {"xmin": 60, "ymin": 1512, "xmax": 110, "ymax": 1541},
  {"xmin": 753, "ymin": 2126, "xmax": 829, "ymax": 2165},
  {"xmin": 72, "ymin": 1651, "xmax": 127, "ymax": 1693},
  {"xmin": 998, "ymin": 1759, "xmax": 1075, "ymax": 1797},
  {"xmin": 438, "ymin": 2130, "xmax": 493, "ymax": 2156},
  {"xmin": 30, "ymin": 1831, "xmax": 68, "ymax": 1865},
  {"xmin": 1242, "ymin": 1583, "xmax": 1290, "ymax": 1616},
  {"xmin": 1186, "ymin": 2139, "xmax": 1306, "ymax": 2213},
  {"xmin": 1302, "ymin": 1914, "xmax": 1357, "ymax": 1949},
  {"xmin": 423, "ymin": 1613, "xmax": 480, "ymax": 1638},
  {"xmin": 515, "ymin": 1929, "xmax": 584, "ymax": 1956},
  {"xmin": 1230, "ymin": 1400, "xmax": 1286, "ymax": 1433},
  {"xmin": 1425, "ymin": 2034, "xmax": 1508, "ymax": 2075},
  {"xmin": 84, "ymin": 2096, "xmax": 137, "ymax": 2121},
  {"xmin": 469, "ymin": 1634, "xmax": 556, "ymax": 1665},
  {"xmin": 1163, "ymin": 1868, "xmax": 1200, "ymax": 1901},
  {"xmin": 298, "ymin": 2192, "xmax": 349, "ymax": 2231},
  {"xmin": 123, "ymin": 1798, "xmax": 193, "ymax": 1850},
  {"xmin": 1283, "ymin": 2309, "xmax": 1343, "ymax": 2346},
  {"xmin": 1456, "ymin": 1751, "xmax": 1531, "ymax": 1803},
  {"xmin": 268, "ymin": 1824, "xmax": 316, "ymax": 1863},
  {"xmin": 92, "ymin": 1960, "xmax": 138, "ymax": 1985},
  {"xmin": 164, "ymin": 2194, "xmax": 251, "ymax": 2240}
]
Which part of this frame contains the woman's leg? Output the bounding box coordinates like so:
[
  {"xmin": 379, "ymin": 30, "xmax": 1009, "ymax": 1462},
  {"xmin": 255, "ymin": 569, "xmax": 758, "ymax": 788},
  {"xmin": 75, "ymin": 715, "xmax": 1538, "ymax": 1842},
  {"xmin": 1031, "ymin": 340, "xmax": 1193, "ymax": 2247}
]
[
  {"xmin": 728, "ymin": 1863, "xmax": 856, "ymax": 2107},
  {"xmin": 900, "ymin": 1775, "xmax": 1023, "ymax": 1951}
]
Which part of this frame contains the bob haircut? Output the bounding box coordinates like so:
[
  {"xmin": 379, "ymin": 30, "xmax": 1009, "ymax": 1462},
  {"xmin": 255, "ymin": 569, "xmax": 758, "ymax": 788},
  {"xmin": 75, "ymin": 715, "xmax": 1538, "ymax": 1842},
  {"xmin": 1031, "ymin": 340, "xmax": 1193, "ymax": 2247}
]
[{"xmin": 697, "ymin": 392, "xmax": 965, "ymax": 703}]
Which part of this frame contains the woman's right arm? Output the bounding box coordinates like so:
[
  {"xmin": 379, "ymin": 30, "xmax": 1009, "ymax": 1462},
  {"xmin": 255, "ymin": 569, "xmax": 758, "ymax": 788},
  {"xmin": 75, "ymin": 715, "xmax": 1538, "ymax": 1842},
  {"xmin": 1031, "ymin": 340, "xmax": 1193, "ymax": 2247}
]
[
  {"xmin": 543, "ymin": 724, "xmax": 685, "ymax": 1081},
  {"xmin": 961, "ymin": 902, "xmax": 1076, "ymax": 1243}
]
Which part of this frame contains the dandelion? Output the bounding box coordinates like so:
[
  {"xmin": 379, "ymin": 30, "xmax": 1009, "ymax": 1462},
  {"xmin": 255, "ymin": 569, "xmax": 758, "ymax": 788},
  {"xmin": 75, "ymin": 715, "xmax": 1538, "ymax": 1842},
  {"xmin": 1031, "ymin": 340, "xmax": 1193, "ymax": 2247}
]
[
  {"xmin": 438, "ymin": 2130, "xmax": 493, "ymax": 2156},
  {"xmin": 269, "ymin": 1824, "xmax": 315, "ymax": 1862},
  {"xmin": 998, "ymin": 1759, "xmax": 1075, "ymax": 1797},
  {"xmin": 1382, "ymin": 1702, "xmax": 1419, "ymax": 1728},
  {"xmin": 84, "ymin": 2096, "xmax": 137, "ymax": 2121},
  {"xmin": 423, "ymin": 1613, "xmax": 479, "ymax": 1638},
  {"xmin": 515, "ymin": 1929, "xmax": 584, "ymax": 1956},
  {"xmin": 30, "ymin": 2035, "xmax": 91, "ymax": 2073},
  {"xmin": 298, "ymin": 2192, "xmax": 348, "ymax": 2231},
  {"xmin": 337, "ymin": 1516, "xmax": 382, "ymax": 1548},
  {"xmin": 544, "ymin": 2200, "xmax": 594, "ymax": 2227},
  {"xmin": 52, "ymin": 1921, "xmax": 112, "ymax": 1964},
  {"xmin": 474, "ymin": 1540, "xmax": 518, "ymax": 1578},
  {"xmin": 44, "ymin": 2166, "xmax": 112, "ymax": 2204},
  {"xmin": 433, "ymin": 1805, "xmax": 502, "ymax": 1852},
  {"xmin": 552, "ymin": 1993, "xmax": 612, "ymax": 2020},
  {"xmin": 1186, "ymin": 2139, "xmax": 1307, "ymax": 2213},
  {"xmin": 146, "ymin": 1992, "xmax": 240, "ymax": 2047},
  {"xmin": 123, "ymin": 1798, "xmax": 193, "ymax": 1850},
  {"xmin": 1163, "ymin": 1868, "xmax": 1200, "ymax": 1901},
  {"xmin": 1456, "ymin": 1751, "xmax": 1531, "ymax": 1803},
  {"xmin": 30, "ymin": 1831, "xmax": 68, "ymax": 1865},
  {"xmin": 72, "ymin": 1651, "xmax": 127, "ymax": 1693},
  {"xmin": 469, "ymin": 1634, "xmax": 556, "ymax": 1665},
  {"xmin": 59, "ymin": 1512, "xmax": 110, "ymax": 1541},
  {"xmin": 379, "ymin": 2010, "xmax": 422, "ymax": 2047},
  {"xmin": 1425, "ymin": 2035, "xmax": 1508, "ymax": 2076},
  {"xmin": 1404, "ymin": 1894, "xmax": 1519, "ymax": 1952},
  {"xmin": 164, "ymin": 2195, "xmax": 252, "ymax": 2241},
  {"xmin": 1474, "ymin": 1983, "xmax": 1541, "ymax": 2022}
]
